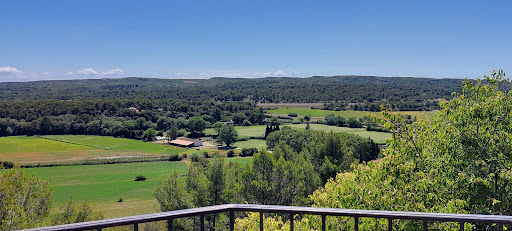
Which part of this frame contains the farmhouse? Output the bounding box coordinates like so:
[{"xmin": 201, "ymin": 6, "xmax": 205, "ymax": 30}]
[{"xmin": 169, "ymin": 137, "xmax": 203, "ymax": 147}]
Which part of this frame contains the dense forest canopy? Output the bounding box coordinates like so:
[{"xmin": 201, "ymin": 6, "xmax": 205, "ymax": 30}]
[{"xmin": 0, "ymin": 75, "xmax": 465, "ymax": 108}]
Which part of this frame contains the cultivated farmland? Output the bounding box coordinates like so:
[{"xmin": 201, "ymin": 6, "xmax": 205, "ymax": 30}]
[
  {"xmin": 23, "ymin": 157, "xmax": 252, "ymax": 218},
  {"xmin": 0, "ymin": 135, "xmax": 185, "ymax": 164}
]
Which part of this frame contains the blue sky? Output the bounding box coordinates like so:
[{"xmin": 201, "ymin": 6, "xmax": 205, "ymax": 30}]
[{"xmin": 0, "ymin": 0, "xmax": 511, "ymax": 81}]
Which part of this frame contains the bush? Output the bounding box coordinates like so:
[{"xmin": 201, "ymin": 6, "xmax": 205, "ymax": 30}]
[
  {"xmin": 168, "ymin": 154, "xmax": 182, "ymax": 161},
  {"xmin": 277, "ymin": 115, "xmax": 292, "ymax": 120},
  {"xmin": 366, "ymin": 126, "xmax": 389, "ymax": 132},
  {"xmin": 190, "ymin": 152, "xmax": 203, "ymax": 162},
  {"xmin": 118, "ymin": 198, "xmax": 123, "ymax": 202},
  {"xmin": 288, "ymin": 113, "xmax": 298, "ymax": 117},
  {"xmin": 227, "ymin": 150, "xmax": 235, "ymax": 157},
  {"xmin": 181, "ymin": 153, "xmax": 188, "ymax": 159},
  {"xmin": 0, "ymin": 161, "xmax": 14, "ymax": 169},
  {"xmin": 347, "ymin": 117, "xmax": 363, "ymax": 128},
  {"xmin": 134, "ymin": 175, "xmax": 147, "ymax": 181},
  {"xmin": 240, "ymin": 148, "xmax": 258, "ymax": 157}
]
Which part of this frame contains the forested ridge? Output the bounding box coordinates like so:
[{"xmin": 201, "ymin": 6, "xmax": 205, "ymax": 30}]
[
  {"xmin": 0, "ymin": 75, "xmax": 471, "ymax": 139},
  {"xmin": 0, "ymin": 75, "xmax": 465, "ymax": 108}
]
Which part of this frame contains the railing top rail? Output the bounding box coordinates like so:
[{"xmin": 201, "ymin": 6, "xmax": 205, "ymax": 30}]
[
  {"xmin": 230, "ymin": 204, "xmax": 512, "ymax": 224},
  {"xmin": 20, "ymin": 204, "xmax": 512, "ymax": 230},
  {"xmin": 21, "ymin": 204, "xmax": 234, "ymax": 231}
]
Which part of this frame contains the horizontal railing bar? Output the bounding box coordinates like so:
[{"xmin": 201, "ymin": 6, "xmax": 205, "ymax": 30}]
[
  {"xmin": 20, "ymin": 204, "xmax": 512, "ymax": 231},
  {"xmin": 229, "ymin": 204, "xmax": 512, "ymax": 224},
  {"xmin": 21, "ymin": 204, "xmax": 235, "ymax": 231}
]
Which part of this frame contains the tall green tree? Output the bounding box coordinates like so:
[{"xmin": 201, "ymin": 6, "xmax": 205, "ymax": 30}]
[
  {"xmin": 154, "ymin": 171, "xmax": 192, "ymax": 212},
  {"xmin": 167, "ymin": 126, "xmax": 179, "ymax": 141},
  {"xmin": 187, "ymin": 116, "xmax": 207, "ymax": 136},
  {"xmin": 154, "ymin": 171, "xmax": 193, "ymax": 230},
  {"xmin": 0, "ymin": 168, "xmax": 52, "ymax": 230},
  {"xmin": 218, "ymin": 124, "xmax": 238, "ymax": 147},
  {"xmin": 142, "ymin": 128, "xmax": 157, "ymax": 141},
  {"xmin": 213, "ymin": 122, "xmax": 224, "ymax": 135}
]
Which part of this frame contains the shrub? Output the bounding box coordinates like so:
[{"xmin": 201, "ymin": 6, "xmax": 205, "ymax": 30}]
[
  {"xmin": 288, "ymin": 112, "xmax": 298, "ymax": 117},
  {"xmin": 134, "ymin": 175, "xmax": 147, "ymax": 181},
  {"xmin": 168, "ymin": 154, "xmax": 182, "ymax": 161},
  {"xmin": 227, "ymin": 150, "xmax": 235, "ymax": 157},
  {"xmin": 240, "ymin": 148, "xmax": 258, "ymax": 157},
  {"xmin": 190, "ymin": 152, "xmax": 203, "ymax": 162},
  {"xmin": 0, "ymin": 161, "xmax": 14, "ymax": 169},
  {"xmin": 118, "ymin": 198, "xmax": 123, "ymax": 202},
  {"xmin": 277, "ymin": 115, "xmax": 292, "ymax": 120}
]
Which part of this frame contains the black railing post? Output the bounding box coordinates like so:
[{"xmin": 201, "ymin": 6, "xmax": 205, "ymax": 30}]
[
  {"xmin": 498, "ymin": 224, "xmax": 503, "ymax": 231},
  {"xmin": 423, "ymin": 220, "xmax": 427, "ymax": 231},
  {"xmin": 322, "ymin": 215, "xmax": 326, "ymax": 231},
  {"xmin": 200, "ymin": 214, "xmax": 205, "ymax": 231},
  {"xmin": 354, "ymin": 216, "xmax": 359, "ymax": 231},
  {"xmin": 229, "ymin": 211, "xmax": 235, "ymax": 231},
  {"xmin": 388, "ymin": 218, "xmax": 392, "ymax": 231},
  {"xmin": 459, "ymin": 222, "xmax": 464, "ymax": 231},
  {"xmin": 133, "ymin": 223, "xmax": 138, "ymax": 231},
  {"xmin": 96, "ymin": 229, "xmax": 101, "ymax": 231},
  {"xmin": 290, "ymin": 213, "xmax": 294, "ymax": 231},
  {"xmin": 260, "ymin": 212, "xmax": 264, "ymax": 231},
  {"xmin": 167, "ymin": 218, "xmax": 173, "ymax": 231}
]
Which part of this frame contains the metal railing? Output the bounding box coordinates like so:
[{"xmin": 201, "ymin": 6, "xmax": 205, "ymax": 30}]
[{"xmin": 21, "ymin": 204, "xmax": 512, "ymax": 231}]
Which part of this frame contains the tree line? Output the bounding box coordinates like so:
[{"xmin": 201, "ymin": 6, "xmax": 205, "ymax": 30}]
[
  {"xmin": 0, "ymin": 75, "xmax": 470, "ymax": 111},
  {"xmin": 0, "ymin": 99, "xmax": 264, "ymax": 140}
]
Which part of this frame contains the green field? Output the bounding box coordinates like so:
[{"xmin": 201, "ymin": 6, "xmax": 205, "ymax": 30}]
[
  {"xmin": 205, "ymin": 125, "xmax": 267, "ymax": 139},
  {"xmin": 226, "ymin": 156, "xmax": 253, "ymax": 166},
  {"xmin": 0, "ymin": 136, "xmax": 91, "ymax": 153},
  {"xmin": 0, "ymin": 135, "xmax": 185, "ymax": 163},
  {"xmin": 44, "ymin": 135, "xmax": 183, "ymax": 154},
  {"xmin": 233, "ymin": 139, "xmax": 267, "ymax": 149},
  {"xmin": 282, "ymin": 124, "xmax": 391, "ymax": 144},
  {"xmin": 266, "ymin": 108, "xmax": 435, "ymax": 120},
  {"xmin": 23, "ymin": 158, "xmax": 252, "ymax": 218},
  {"xmin": 24, "ymin": 161, "xmax": 187, "ymax": 217}
]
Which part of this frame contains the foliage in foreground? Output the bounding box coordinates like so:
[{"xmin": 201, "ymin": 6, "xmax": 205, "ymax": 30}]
[
  {"xmin": 52, "ymin": 199, "xmax": 104, "ymax": 225},
  {"xmin": 0, "ymin": 168, "xmax": 52, "ymax": 230},
  {"xmin": 308, "ymin": 70, "xmax": 512, "ymax": 230},
  {"xmin": 0, "ymin": 168, "xmax": 103, "ymax": 230}
]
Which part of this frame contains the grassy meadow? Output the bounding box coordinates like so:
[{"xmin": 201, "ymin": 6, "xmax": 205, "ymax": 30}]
[
  {"xmin": 233, "ymin": 139, "xmax": 267, "ymax": 149},
  {"xmin": 283, "ymin": 124, "xmax": 391, "ymax": 144},
  {"xmin": 266, "ymin": 108, "xmax": 435, "ymax": 120},
  {"xmin": 0, "ymin": 135, "xmax": 185, "ymax": 163},
  {"xmin": 23, "ymin": 157, "xmax": 252, "ymax": 218},
  {"xmin": 44, "ymin": 135, "xmax": 184, "ymax": 154},
  {"xmin": 205, "ymin": 125, "xmax": 267, "ymax": 139}
]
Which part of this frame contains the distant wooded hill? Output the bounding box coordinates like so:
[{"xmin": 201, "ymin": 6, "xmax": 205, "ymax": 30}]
[{"xmin": 0, "ymin": 76, "xmax": 467, "ymax": 110}]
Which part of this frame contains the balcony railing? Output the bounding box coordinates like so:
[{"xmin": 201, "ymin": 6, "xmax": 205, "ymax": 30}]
[{"xmin": 21, "ymin": 204, "xmax": 512, "ymax": 231}]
